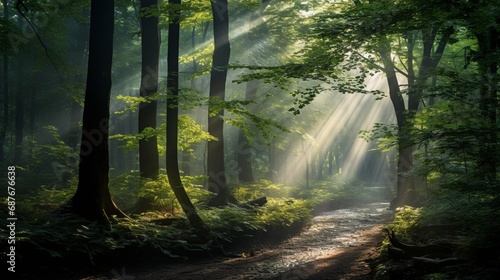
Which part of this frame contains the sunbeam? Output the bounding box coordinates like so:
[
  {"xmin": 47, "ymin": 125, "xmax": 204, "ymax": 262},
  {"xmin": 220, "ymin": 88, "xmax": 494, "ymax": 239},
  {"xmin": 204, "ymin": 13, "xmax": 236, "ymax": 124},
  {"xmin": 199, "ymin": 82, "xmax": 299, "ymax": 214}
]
[{"xmin": 278, "ymin": 73, "xmax": 395, "ymax": 186}]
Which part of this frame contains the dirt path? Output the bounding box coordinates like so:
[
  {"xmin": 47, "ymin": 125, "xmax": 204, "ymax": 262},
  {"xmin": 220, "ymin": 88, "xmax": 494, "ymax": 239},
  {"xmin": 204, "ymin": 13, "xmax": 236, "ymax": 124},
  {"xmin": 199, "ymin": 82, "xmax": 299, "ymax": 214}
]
[{"xmin": 90, "ymin": 203, "xmax": 392, "ymax": 280}]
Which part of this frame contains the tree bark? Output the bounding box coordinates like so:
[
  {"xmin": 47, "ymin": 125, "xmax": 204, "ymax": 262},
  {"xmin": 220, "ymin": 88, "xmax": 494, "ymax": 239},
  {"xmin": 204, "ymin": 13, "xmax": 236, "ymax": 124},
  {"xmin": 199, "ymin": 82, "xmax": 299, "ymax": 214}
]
[
  {"xmin": 138, "ymin": 0, "xmax": 160, "ymax": 179},
  {"xmin": 408, "ymin": 27, "xmax": 451, "ymax": 114},
  {"xmin": 166, "ymin": 0, "xmax": 208, "ymax": 236},
  {"xmin": 207, "ymin": 0, "xmax": 237, "ymax": 206},
  {"xmin": 67, "ymin": 0, "xmax": 127, "ymax": 224},
  {"xmin": 68, "ymin": 14, "xmax": 89, "ymax": 150},
  {"xmin": 378, "ymin": 41, "xmax": 416, "ymax": 209},
  {"xmin": 476, "ymin": 26, "xmax": 498, "ymax": 184},
  {"xmin": 14, "ymin": 46, "xmax": 24, "ymax": 163}
]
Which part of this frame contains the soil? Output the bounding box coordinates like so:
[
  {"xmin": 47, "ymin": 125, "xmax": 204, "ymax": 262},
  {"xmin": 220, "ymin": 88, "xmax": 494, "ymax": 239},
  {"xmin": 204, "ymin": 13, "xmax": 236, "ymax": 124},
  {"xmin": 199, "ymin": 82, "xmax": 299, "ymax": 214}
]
[{"xmin": 87, "ymin": 204, "xmax": 392, "ymax": 280}]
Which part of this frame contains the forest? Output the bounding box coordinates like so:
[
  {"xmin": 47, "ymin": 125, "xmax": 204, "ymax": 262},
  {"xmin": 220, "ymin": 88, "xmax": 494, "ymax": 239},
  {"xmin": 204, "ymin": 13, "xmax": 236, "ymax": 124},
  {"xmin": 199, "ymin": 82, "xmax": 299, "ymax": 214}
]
[{"xmin": 0, "ymin": 0, "xmax": 499, "ymax": 279}]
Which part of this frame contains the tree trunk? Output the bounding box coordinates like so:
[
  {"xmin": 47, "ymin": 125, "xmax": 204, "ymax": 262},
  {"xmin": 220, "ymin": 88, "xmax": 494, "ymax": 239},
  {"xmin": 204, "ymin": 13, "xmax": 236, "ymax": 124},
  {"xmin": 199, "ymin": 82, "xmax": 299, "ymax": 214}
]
[
  {"xmin": 327, "ymin": 149, "xmax": 334, "ymax": 176},
  {"xmin": 235, "ymin": 1, "xmax": 269, "ymax": 183},
  {"xmin": 138, "ymin": 0, "xmax": 160, "ymax": 179},
  {"xmin": 378, "ymin": 41, "xmax": 416, "ymax": 209},
  {"xmin": 66, "ymin": 0, "xmax": 127, "ymax": 224},
  {"xmin": 408, "ymin": 27, "xmax": 451, "ymax": 114},
  {"xmin": 166, "ymin": 0, "xmax": 208, "ymax": 236},
  {"xmin": 14, "ymin": 51, "xmax": 24, "ymax": 163},
  {"xmin": 268, "ymin": 140, "xmax": 278, "ymax": 181},
  {"xmin": 66, "ymin": 14, "xmax": 88, "ymax": 183},
  {"xmin": 207, "ymin": 0, "xmax": 237, "ymax": 206},
  {"xmin": 476, "ymin": 26, "xmax": 498, "ymax": 184},
  {"xmin": 68, "ymin": 100, "xmax": 82, "ymax": 149},
  {"xmin": 237, "ymin": 79, "xmax": 259, "ymax": 183},
  {"xmin": 27, "ymin": 86, "xmax": 35, "ymax": 159},
  {"xmin": 68, "ymin": 14, "xmax": 88, "ymax": 150}
]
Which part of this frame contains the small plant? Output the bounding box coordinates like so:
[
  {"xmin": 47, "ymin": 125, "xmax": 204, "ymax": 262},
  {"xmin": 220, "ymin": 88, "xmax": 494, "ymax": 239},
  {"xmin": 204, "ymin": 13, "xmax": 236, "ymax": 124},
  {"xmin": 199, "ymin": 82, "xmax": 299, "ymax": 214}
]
[{"xmin": 385, "ymin": 206, "xmax": 422, "ymax": 242}]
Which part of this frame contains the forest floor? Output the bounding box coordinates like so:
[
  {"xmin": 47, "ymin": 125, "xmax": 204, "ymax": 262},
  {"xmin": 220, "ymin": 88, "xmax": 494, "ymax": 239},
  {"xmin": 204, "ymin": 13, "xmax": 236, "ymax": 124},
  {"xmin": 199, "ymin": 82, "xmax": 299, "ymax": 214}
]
[{"xmin": 86, "ymin": 203, "xmax": 393, "ymax": 280}]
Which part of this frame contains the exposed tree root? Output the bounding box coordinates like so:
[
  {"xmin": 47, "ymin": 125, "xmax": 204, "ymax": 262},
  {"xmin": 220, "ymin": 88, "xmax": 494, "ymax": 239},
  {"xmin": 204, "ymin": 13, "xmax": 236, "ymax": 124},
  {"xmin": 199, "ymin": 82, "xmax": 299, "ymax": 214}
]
[{"xmin": 385, "ymin": 229, "xmax": 468, "ymax": 271}]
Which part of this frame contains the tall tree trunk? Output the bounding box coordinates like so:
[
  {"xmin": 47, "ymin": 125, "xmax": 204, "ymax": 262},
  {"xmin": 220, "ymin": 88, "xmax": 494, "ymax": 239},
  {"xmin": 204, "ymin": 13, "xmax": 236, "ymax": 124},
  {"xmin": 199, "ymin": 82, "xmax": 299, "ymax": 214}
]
[
  {"xmin": 327, "ymin": 148, "xmax": 334, "ymax": 176},
  {"xmin": 68, "ymin": 15, "xmax": 89, "ymax": 150},
  {"xmin": 408, "ymin": 27, "xmax": 451, "ymax": 114},
  {"xmin": 27, "ymin": 86, "xmax": 35, "ymax": 159},
  {"xmin": 66, "ymin": 14, "xmax": 89, "ymax": 184},
  {"xmin": 268, "ymin": 141, "xmax": 277, "ymax": 181},
  {"xmin": 379, "ymin": 28, "xmax": 450, "ymax": 208},
  {"xmin": 378, "ymin": 41, "xmax": 415, "ymax": 209},
  {"xmin": 237, "ymin": 79, "xmax": 259, "ymax": 183},
  {"xmin": 68, "ymin": 100, "xmax": 82, "ymax": 149},
  {"xmin": 0, "ymin": 0, "xmax": 8, "ymax": 162},
  {"xmin": 14, "ymin": 48, "xmax": 24, "ymax": 163},
  {"xmin": 66, "ymin": 0, "xmax": 127, "ymax": 224},
  {"xmin": 476, "ymin": 26, "xmax": 498, "ymax": 184},
  {"xmin": 166, "ymin": 0, "xmax": 208, "ymax": 236},
  {"xmin": 317, "ymin": 147, "xmax": 328, "ymax": 180},
  {"xmin": 138, "ymin": 0, "xmax": 160, "ymax": 179},
  {"xmin": 235, "ymin": 1, "xmax": 269, "ymax": 183},
  {"xmin": 207, "ymin": 0, "xmax": 237, "ymax": 206}
]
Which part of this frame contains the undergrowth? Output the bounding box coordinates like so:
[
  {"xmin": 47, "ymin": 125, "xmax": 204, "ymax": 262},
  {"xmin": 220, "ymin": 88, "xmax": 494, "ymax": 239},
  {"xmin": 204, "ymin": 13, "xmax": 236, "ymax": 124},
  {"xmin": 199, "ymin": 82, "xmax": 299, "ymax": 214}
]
[
  {"xmin": 376, "ymin": 188, "xmax": 500, "ymax": 280},
  {"xmin": 0, "ymin": 175, "xmax": 389, "ymax": 278}
]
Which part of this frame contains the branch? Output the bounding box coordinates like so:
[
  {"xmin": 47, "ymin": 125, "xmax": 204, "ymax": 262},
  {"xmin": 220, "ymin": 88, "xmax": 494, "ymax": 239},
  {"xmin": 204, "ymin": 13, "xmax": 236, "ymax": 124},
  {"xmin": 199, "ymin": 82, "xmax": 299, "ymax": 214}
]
[{"xmin": 431, "ymin": 26, "xmax": 453, "ymax": 68}]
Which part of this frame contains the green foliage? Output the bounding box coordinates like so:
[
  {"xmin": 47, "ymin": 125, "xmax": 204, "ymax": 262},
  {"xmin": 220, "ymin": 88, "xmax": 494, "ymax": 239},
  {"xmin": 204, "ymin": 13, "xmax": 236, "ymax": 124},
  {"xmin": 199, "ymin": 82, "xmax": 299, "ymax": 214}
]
[
  {"xmin": 0, "ymin": 213, "xmax": 201, "ymax": 270},
  {"xmin": 113, "ymin": 94, "xmax": 159, "ymax": 115},
  {"xmin": 384, "ymin": 189, "xmax": 500, "ymax": 262},
  {"xmin": 233, "ymin": 179, "xmax": 296, "ymax": 200},
  {"xmin": 410, "ymin": 99, "xmax": 492, "ymax": 190},
  {"xmin": 108, "ymin": 170, "xmax": 142, "ymax": 211},
  {"xmin": 0, "ymin": 163, "xmax": 392, "ymax": 274},
  {"xmin": 359, "ymin": 123, "xmax": 399, "ymax": 152},
  {"xmin": 420, "ymin": 191, "xmax": 500, "ymax": 247},
  {"xmin": 111, "ymin": 114, "xmax": 214, "ymax": 154},
  {"xmin": 109, "ymin": 172, "xmax": 212, "ymax": 213},
  {"xmin": 199, "ymin": 206, "xmax": 263, "ymax": 242},
  {"xmin": 18, "ymin": 126, "xmax": 79, "ymax": 190},
  {"xmin": 198, "ymin": 196, "xmax": 311, "ymax": 242},
  {"xmin": 178, "ymin": 115, "xmax": 216, "ymax": 153},
  {"xmin": 146, "ymin": 174, "xmax": 212, "ymax": 211},
  {"xmin": 295, "ymin": 180, "xmax": 341, "ymax": 202},
  {"xmin": 255, "ymin": 198, "xmax": 312, "ymax": 228},
  {"xmin": 179, "ymin": 43, "xmax": 214, "ymax": 71},
  {"xmin": 208, "ymin": 96, "xmax": 290, "ymax": 142},
  {"xmin": 386, "ymin": 206, "xmax": 422, "ymax": 240}
]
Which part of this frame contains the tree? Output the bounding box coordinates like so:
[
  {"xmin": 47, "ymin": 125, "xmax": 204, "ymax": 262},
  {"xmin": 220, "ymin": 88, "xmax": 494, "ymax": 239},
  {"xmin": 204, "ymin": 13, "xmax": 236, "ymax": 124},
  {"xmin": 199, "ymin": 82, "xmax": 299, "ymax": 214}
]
[
  {"xmin": 236, "ymin": 79, "xmax": 258, "ymax": 183},
  {"xmin": 236, "ymin": 0, "xmax": 271, "ymax": 183},
  {"xmin": 467, "ymin": 1, "xmax": 499, "ymax": 184},
  {"xmin": 206, "ymin": 0, "xmax": 237, "ymax": 206},
  {"xmin": 166, "ymin": 0, "xmax": 208, "ymax": 235},
  {"xmin": 67, "ymin": 9, "xmax": 89, "ymax": 151},
  {"xmin": 66, "ymin": 0, "xmax": 127, "ymax": 224},
  {"xmin": 255, "ymin": 0, "xmax": 457, "ymax": 207},
  {"xmin": 138, "ymin": 0, "xmax": 160, "ymax": 179},
  {"xmin": 14, "ymin": 14, "xmax": 23, "ymax": 163}
]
